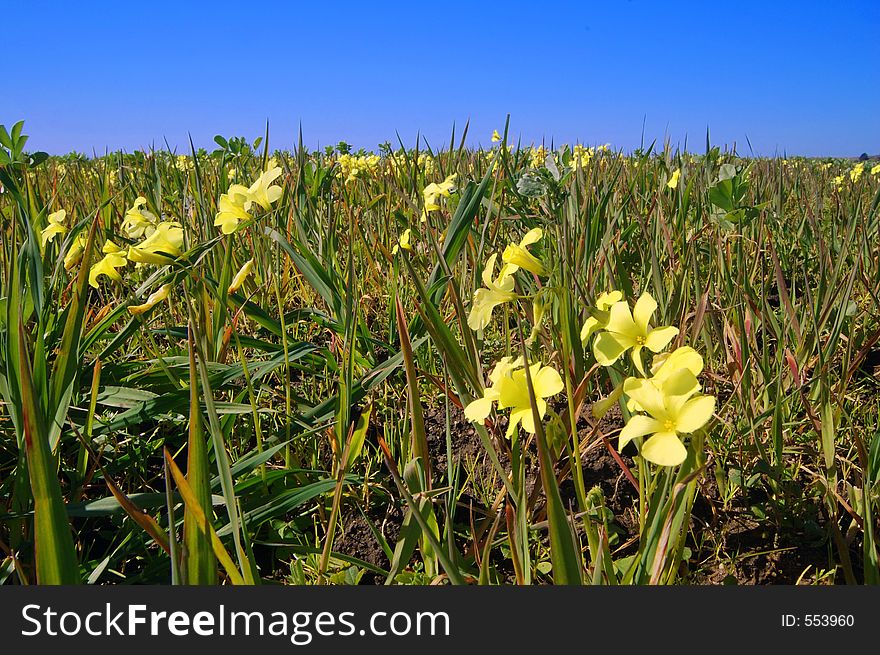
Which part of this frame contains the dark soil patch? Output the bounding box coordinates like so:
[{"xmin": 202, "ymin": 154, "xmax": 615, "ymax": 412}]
[
  {"xmin": 334, "ymin": 503, "xmax": 403, "ymax": 585},
  {"xmin": 423, "ymin": 404, "xmax": 484, "ymax": 481}
]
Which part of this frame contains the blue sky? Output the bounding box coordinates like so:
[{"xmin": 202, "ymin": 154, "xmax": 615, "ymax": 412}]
[{"xmin": 6, "ymin": 1, "xmax": 878, "ymax": 156}]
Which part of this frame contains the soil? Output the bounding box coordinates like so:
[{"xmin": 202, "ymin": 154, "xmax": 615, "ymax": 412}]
[
  {"xmin": 332, "ymin": 397, "xmax": 869, "ymax": 585},
  {"xmin": 333, "ymin": 502, "xmax": 403, "ymax": 585}
]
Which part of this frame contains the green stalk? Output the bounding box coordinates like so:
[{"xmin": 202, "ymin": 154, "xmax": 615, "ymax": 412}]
[
  {"xmin": 16, "ymin": 320, "xmax": 80, "ymax": 584},
  {"xmin": 183, "ymin": 325, "xmax": 217, "ymax": 585}
]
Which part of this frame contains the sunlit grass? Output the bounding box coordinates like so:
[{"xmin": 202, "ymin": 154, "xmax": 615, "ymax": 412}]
[{"xmin": 1, "ymin": 119, "xmax": 878, "ymax": 585}]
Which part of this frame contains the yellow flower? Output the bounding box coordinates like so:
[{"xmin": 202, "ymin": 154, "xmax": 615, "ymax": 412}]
[
  {"xmin": 619, "ymin": 368, "xmax": 715, "ymax": 466},
  {"xmin": 495, "ymin": 362, "xmax": 564, "ymax": 438},
  {"xmin": 129, "ymin": 284, "xmax": 172, "ymax": 315},
  {"xmin": 122, "ymin": 196, "xmax": 159, "ymax": 239},
  {"xmin": 850, "ymin": 163, "xmax": 864, "ymax": 183},
  {"xmin": 214, "ymin": 184, "xmax": 252, "ymax": 234},
  {"xmin": 580, "ymin": 290, "xmax": 623, "ymax": 344},
  {"xmin": 88, "ymin": 240, "xmax": 128, "ymax": 288},
  {"xmin": 667, "ymin": 168, "xmax": 681, "ymax": 189},
  {"xmin": 832, "ymin": 174, "xmax": 845, "ymax": 190},
  {"xmin": 871, "ymin": 163, "xmax": 880, "ymax": 176},
  {"xmin": 391, "ymin": 228, "xmax": 412, "ymax": 255},
  {"xmin": 175, "ymin": 154, "xmax": 194, "ymax": 172},
  {"xmin": 501, "ymin": 227, "xmax": 546, "ymax": 277},
  {"xmin": 528, "ymin": 145, "xmax": 548, "ymax": 168},
  {"xmin": 228, "ymin": 259, "xmax": 254, "ymax": 294},
  {"xmin": 40, "ymin": 209, "xmax": 68, "ymax": 250},
  {"xmin": 128, "ymin": 222, "xmax": 184, "ymax": 264},
  {"xmin": 571, "ymin": 144, "xmax": 594, "ymax": 168},
  {"xmin": 467, "ymin": 253, "xmax": 518, "ymax": 331},
  {"xmin": 64, "ymin": 234, "xmax": 87, "ymax": 270},
  {"xmin": 423, "ymin": 174, "xmax": 457, "ymax": 212},
  {"xmin": 464, "ymin": 357, "xmax": 563, "ymax": 438},
  {"xmin": 626, "ymin": 346, "xmax": 704, "ymax": 412},
  {"xmin": 593, "ymin": 293, "xmax": 679, "ymax": 374},
  {"xmin": 491, "ymin": 130, "xmax": 502, "ymax": 143},
  {"xmin": 464, "ymin": 356, "xmax": 524, "ymax": 423},
  {"xmin": 247, "ymin": 166, "xmax": 283, "ymax": 211}
]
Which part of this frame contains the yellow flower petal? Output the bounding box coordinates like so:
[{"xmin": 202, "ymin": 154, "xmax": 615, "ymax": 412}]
[
  {"xmin": 632, "ymin": 293, "xmax": 657, "ymax": 335},
  {"xmin": 228, "ymin": 258, "xmax": 254, "ymax": 294},
  {"xmin": 593, "ymin": 331, "xmax": 631, "ymax": 366},
  {"xmin": 247, "ymin": 167, "xmax": 283, "ymax": 210},
  {"xmin": 501, "ymin": 243, "xmax": 546, "ymax": 276},
  {"xmin": 501, "ymin": 228, "xmax": 546, "ymax": 276},
  {"xmin": 605, "ymin": 301, "xmax": 638, "ymax": 338},
  {"xmin": 533, "ymin": 365, "xmax": 564, "ymax": 397},
  {"xmin": 650, "ymin": 346, "xmax": 703, "ymax": 380},
  {"xmin": 40, "ymin": 222, "xmax": 68, "ymax": 249},
  {"xmin": 580, "ymin": 316, "xmax": 601, "ymax": 343},
  {"xmin": 644, "ymin": 325, "xmax": 679, "ymax": 352},
  {"xmin": 595, "ymin": 290, "xmax": 622, "ymax": 311},
  {"xmin": 518, "ymin": 398, "xmax": 548, "ymax": 434},
  {"xmin": 467, "ymin": 286, "xmax": 516, "ymax": 331},
  {"xmin": 128, "ymin": 222, "xmax": 183, "ymax": 264},
  {"xmin": 64, "ymin": 235, "xmax": 86, "ymax": 270},
  {"xmin": 128, "ymin": 284, "xmax": 172, "ymax": 315},
  {"xmin": 660, "ymin": 368, "xmax": 701, "ymax": 401},
  {"xmin": 674, "ymin": 395, "xmax": 715, "ymax": 433},
  {"xmin": 622, "ymin": 377, "xmax": 669, "ymax": 420},
  {"xmin": 464, "ymin": 395, "xmax": 495, "ymax": 423},
  {"xmin": 520, "ymin": 227, "xmax": 543, "ymax": 247},
  {"xmin": 640, "ymin": 431, "xmax": 687, "ymax": 466},
  {"xmin": 488, "ymin": 356, "xmax": 523, "ymax": 384},
  {"xmin": 619, "ymin": 414, "xmax": 662, "ymax": 450},
  {"xmin": 88, "ymin": 251, "xmax": 127, "ymax": 288},
  {"xmin": 48, "ymin": 209, "xmax": 66, "ymax": 224}
]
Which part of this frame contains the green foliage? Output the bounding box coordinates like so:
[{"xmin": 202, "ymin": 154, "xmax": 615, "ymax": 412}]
[{"xmin": 1, "ymin": 119, "xmax": 878, "ymax": 586}]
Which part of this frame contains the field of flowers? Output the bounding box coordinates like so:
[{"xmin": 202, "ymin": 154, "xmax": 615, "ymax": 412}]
[{"xmin": 1, "ymin": 120, "xmax": 879, "ymax": 585}]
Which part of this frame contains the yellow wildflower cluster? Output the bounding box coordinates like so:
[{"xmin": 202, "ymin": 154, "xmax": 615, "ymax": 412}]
[
  {"xmin": 584, "ymin": 291, "xmax": 715, "ymax": 466},
  {"xmin": 850, "ymin": 162, "xmax": 864, "ymax": 183},
  {"xmin": 467, "ymin": 228, "xmax": 546, "ymax": 331},
  {"xmin": 335, "ymin": 153, "xmax": 382, "ymax": 184},
  {"xmin": 528, "ymin": 146, "xmax": 548, "ymax": 168},
  {"xmin": 389, "ymin": 152, "xmax": 436, "ymax": 176},
  {"xmin": 122, "ymin": 196, "xmax": 159, "ymax": 239},
  {"xmin": 214, "ymin": 164, "xmax": 283, "ymax": 234},
  {"xmin": 79, "ymin": 194, "xmax": 183, "ymax": 294},
  {"xmin": 422, "ymin": 174, "xmax": 456, "ymax": 219},
  {"xmin": 175, "ymin": 155, "xmax": 194, "ymax": 172},
  {"xmin": 571, "ymin": 144, "xmax": 594, "ymax": 168},
  {"xmin": 88, "ymin": 220, "xmax": 184, "ymax": 289}
]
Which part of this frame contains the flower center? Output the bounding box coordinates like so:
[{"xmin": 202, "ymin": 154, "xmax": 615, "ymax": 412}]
[
  {"xmin": 635, "ymin": 335, "xmax": 646, "ymax": 346},
  {"xmin": 663, "ymin": 419, "xmax": 676, "ymax": 431}
]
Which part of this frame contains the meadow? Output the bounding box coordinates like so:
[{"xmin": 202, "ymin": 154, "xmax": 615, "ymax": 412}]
[{"xmin": 1, "ymin": 120, "xmax": 879, "ymax": 585}]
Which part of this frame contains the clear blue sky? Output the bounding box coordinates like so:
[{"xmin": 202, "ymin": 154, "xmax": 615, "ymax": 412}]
[{"xmin": 6, "ymin": 1, "xmax": 878, "ymax": 156}]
